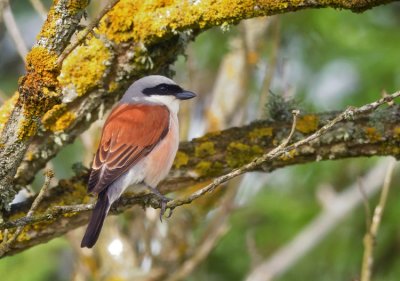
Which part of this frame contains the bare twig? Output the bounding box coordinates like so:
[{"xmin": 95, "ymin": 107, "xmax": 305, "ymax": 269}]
[
  {"xmin": 245, "ymin": 159, "xmax": 395, "ymax": 281},
  {"xmin": 29, "ymin": 0, "xmax": 47, "ymax": 20},
  {"xmin": 360, "ymin": 158, "xmax": 396, "ymax": 281},
  {"xmin": 3, "ymin": 0, "xmax": 28, "ymax": 62},
  {"xmin": 0, "ymin": 170, "xmax": 54, "ymax": 256},
  {"xmin": 56, "ymin": 0, "xmax": 120, "ymax": 67}
]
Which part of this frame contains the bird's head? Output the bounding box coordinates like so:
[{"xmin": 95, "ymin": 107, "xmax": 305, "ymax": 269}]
[{"xmin": 121, "ymin": 75, "xmax": 196, "ymax": 113}]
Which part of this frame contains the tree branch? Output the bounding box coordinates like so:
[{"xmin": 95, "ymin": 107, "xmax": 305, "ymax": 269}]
[
  {"xmin": 1, "ymin": 92, "xmax": 399, "ymax": 256},
  {"xmin": 0, "ymin": 0, "xmax": 89, "ymax": 212}
]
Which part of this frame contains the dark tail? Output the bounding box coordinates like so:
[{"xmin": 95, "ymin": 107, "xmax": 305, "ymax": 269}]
[{"xmin": 81, "ymin": 190, "xmax": 110, "ymax": 248}]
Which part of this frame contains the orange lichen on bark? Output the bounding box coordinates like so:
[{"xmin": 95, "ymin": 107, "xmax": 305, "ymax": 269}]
[
  {"xmin": 25, "ymin": 46, "xmax": 59, "ymax": 89},
  {"xmin": 364, "ymin": 127, "xmax": 382, "ymax": 142}
]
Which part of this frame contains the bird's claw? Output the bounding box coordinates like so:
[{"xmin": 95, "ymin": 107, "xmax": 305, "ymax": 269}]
[
  {"xmin": 146, "ymin": 184, "xmax": 173, "ymax": 222},
  {"xmin": 159, "ymin": 196, "xmax": 172, "ymax": 222}
]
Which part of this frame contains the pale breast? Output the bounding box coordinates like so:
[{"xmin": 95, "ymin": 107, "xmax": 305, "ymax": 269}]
[{"xmin": 143, "ymin": 113, "xmax": 179, "ymax": 187}]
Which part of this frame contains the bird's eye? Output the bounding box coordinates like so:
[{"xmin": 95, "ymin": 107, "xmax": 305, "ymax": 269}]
[{"xmin": 159, "ymin": 85, "xmax": 167, "ymax": 91}]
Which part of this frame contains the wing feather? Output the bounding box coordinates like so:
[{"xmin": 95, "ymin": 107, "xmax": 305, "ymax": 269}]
[{"xmin": 88, "ymin": 104, "xmax": 170, "ymax": 194}]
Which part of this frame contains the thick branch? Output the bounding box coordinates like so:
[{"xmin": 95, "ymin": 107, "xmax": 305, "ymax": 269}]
[
  {"xmin": 1, "ymin": 103, "xmax": 400, "ymax": 256},
  {"xmin": 0, "ymin": 0, "xmax": 89, "ymax": 211}
]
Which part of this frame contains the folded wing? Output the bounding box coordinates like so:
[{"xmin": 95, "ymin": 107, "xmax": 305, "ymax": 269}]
[{"xmin": 88, "ymin": 104, "xmax": 170, "ymax": 194}]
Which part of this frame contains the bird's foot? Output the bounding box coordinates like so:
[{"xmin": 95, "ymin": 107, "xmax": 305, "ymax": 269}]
[{"xmin": 147, "ymin": 185, "xmax": 173, "ymax": 222}]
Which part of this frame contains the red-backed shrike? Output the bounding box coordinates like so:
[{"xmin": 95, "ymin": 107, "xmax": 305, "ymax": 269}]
[{"xmin": 81, "ymin": 75, "xmax": 196, "ymax": 248}]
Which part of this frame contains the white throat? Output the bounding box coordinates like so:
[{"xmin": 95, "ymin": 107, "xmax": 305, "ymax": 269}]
[{"xmin": 144, "ymin": 95, "xmax": 180, "ymax": 115}]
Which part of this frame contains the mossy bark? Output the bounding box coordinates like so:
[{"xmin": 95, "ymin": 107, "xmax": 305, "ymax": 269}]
[{"xmin": 1, "ymin": 105, "xmax": 400, "ymax": 256}]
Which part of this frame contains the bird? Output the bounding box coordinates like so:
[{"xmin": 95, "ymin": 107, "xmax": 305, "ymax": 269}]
[{"xmin": 80, "ymin": 75, "xmax": 196, "ymax": 248}]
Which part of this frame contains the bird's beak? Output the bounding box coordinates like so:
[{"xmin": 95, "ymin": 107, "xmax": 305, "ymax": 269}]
[{"xmin": 176, "ymin": 90, "xmax": 196, "ymax": 100}]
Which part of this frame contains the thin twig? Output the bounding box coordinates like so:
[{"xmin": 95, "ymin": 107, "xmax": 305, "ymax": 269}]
[
  {"xmin": 360, "ymin": 158, "xmax": 396, "ymax": 281},
  {"xmin": 3, "ymin": 0, "xmax": 28, "ymax": 63},
  {"xmin": 56, "ymin": 0, "xmax": 120, "ymax": 67},
  {"xmin": 0, "ymin": 170, "xmax": 54, "ymax": 256},
  {"xmin": 29, "ymin": 0, "xmax": 47, "ymax": 20}
]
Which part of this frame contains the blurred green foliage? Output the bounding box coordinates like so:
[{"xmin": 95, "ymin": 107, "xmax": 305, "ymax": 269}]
[
  {"xmin": 189, "ymin": 4, "xmax": 400, "ymax": 281},
  {"xmin": 0, "ymin": 238, "xmax": 69, "ymax": 281}
]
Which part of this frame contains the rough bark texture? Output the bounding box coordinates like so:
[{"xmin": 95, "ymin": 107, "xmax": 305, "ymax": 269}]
[
  {"xmin": 1, "ymin": 105, "xmax": 400, "ymax": 256},
  {"xmin": 0, "ymin": 0, "xmax": 90, "ymax": 211}
]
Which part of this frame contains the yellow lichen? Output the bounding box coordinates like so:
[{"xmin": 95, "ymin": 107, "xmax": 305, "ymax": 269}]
[
  {"xmin": 59, "ymin": 35, "xmax": 111, "ymax": 96},
  {"xmin": 194, "ymin": 160, "xmax": 224, "ymax": 177},
  {"xmin": 173, "ymin": 151, "xmax": 189, "ymax": 168},
  {"xmin": 98, "ymin": 0, "xmax": 271, "ymax": 44},
  {"xmin": 18, "ymin": 119, "xmax": 38, "ymax": 140},
  {"xmin": 279, "ymin": 149, "xmax": 298, "ymax": 161},
  {"xmin": 42, "ymin": 104, "xmax": 66, "ymax": 124},
  {"xmin": 195, "ymin": 141, "xmax": 215, "ymax": 158},
  {"xmin": 248, "ymin": 127, "xmax": 273, "ymax": 141},
  {"xmin": 66, "ymin": 0, "xmax": 90, "ymax": 12},
  {"xmin": 393, "ymin": 126, "xmax": 400, "ymax": 139},
  {"xmin": 108, "ymin": 81, "xmax": 119, "ymax": 93},
  {"xmin": 195, "ymin": 161, "xmax": 212, "ymax": 176},
  {"xmin": 296, "ymin": 115, "xmax": 319, "ymax": 134},
  {"xmin": 226, "ymin": 142, "xmax": 263, "ymax": 168},
  {"xmin": 0, "ymin": 93, "xmax": 19, "ymax": 135},
  {"xmin": 53, "ymin": 111, "xmax": 76, "ymax": 132},
  {"xmin": 42, "ymin": 104, "xmax": 76, "ymax": 132}
]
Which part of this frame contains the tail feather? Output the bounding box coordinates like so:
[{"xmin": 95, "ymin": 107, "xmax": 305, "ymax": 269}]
[{"xmin": 81, "ymin": 191, "xmax": 110, "ymax": 248}]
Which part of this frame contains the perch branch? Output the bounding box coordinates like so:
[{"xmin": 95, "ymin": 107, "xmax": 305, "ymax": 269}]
[
  {"xmin": 165, "ymin": 92, "xmax": 400, "ymax": 210},
  {"xmin": 0, "ymin": 92, "xmax": 399, "ymax": 256}
]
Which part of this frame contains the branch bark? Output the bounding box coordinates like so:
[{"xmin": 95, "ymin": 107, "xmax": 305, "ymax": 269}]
[
  {"xmin": 1, "ymin": 100, "xmax": 400, "ymax": 256},
  {"xmin": 0, "ymin": 0, "xmax": 89, "ymax": 212}
]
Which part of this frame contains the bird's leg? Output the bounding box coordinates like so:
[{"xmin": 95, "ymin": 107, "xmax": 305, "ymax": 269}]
[{"xmin": 145, "ymin": 184, "xmax": 172, "ymax": 221}]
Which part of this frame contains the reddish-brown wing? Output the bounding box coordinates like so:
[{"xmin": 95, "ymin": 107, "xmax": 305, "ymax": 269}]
[{"xmin": 88, "ymin": 104, "xmax": 170, "ymax": 194}]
